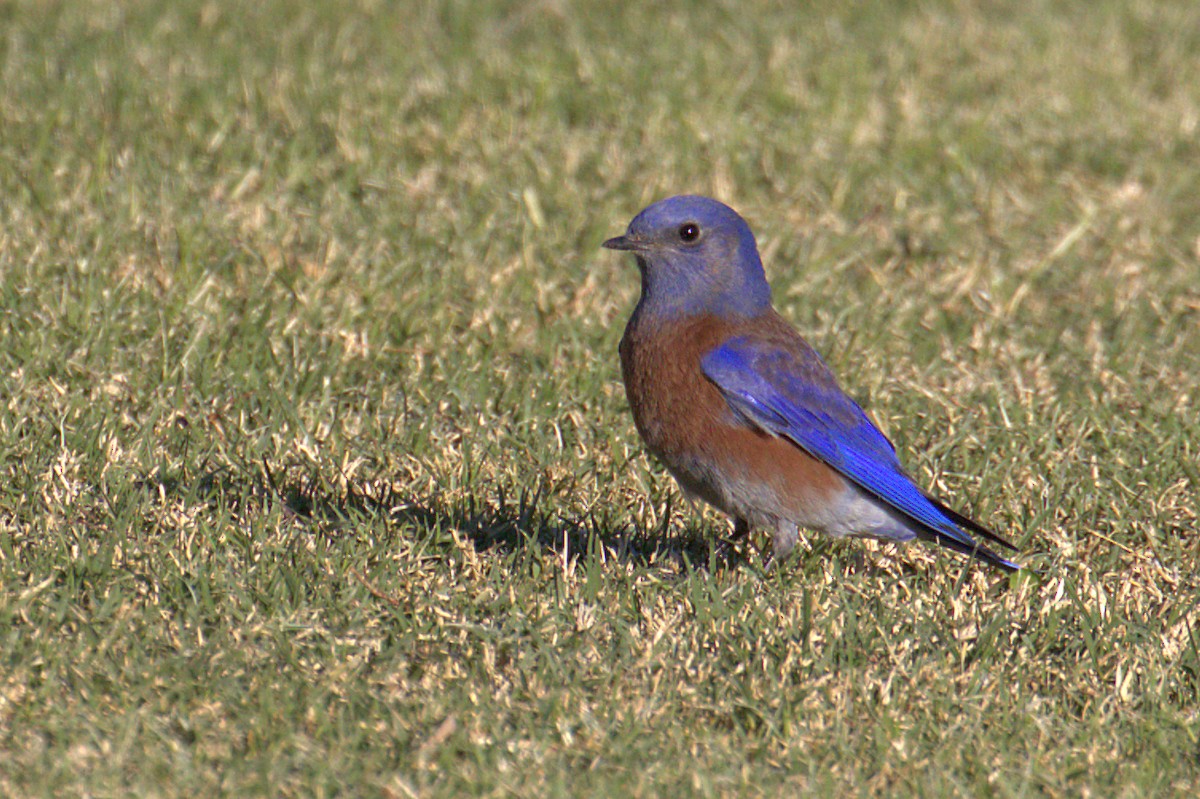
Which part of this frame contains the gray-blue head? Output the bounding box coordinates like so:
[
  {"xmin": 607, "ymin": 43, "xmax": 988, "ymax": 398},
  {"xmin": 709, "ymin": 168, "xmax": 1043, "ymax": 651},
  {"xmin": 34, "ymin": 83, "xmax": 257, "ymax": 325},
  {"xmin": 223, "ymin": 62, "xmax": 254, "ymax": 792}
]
[{"xmin": 603, "ymin": 195, "xmax": 772, "ymax": 319}]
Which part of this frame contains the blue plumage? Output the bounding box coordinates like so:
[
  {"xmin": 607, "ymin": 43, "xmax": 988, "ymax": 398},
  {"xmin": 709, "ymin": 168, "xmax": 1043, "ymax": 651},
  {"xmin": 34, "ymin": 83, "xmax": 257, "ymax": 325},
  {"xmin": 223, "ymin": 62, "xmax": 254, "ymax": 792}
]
[{"xmin": 703, "ymin": 339, "xmax": 1019, "ymax": 569}]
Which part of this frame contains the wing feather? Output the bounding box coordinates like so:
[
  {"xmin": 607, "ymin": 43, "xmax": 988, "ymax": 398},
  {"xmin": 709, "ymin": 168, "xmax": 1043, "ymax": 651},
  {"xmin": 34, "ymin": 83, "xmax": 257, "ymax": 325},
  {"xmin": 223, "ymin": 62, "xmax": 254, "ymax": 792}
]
[{"xmin": 701, "ymin": 336, "xmax": 1018, "ymax": 570}]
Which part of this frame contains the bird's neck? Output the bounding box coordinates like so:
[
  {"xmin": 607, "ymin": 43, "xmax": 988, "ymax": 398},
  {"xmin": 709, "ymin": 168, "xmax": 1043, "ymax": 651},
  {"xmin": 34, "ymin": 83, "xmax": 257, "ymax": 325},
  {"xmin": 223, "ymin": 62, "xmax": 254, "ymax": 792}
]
[
  {"xmin": 633, "ymin": 283, "xmax": 772, "ymax": 325},
  {"xmin": 637, "ymin": 265, "xmax": 772, "ymax": 321}
]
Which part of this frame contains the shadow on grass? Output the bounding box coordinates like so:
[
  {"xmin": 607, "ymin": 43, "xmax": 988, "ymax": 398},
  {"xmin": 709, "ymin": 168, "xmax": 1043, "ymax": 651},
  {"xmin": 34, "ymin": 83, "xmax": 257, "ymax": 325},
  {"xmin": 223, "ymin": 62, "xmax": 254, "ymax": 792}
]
[
  {"xmin": 286, "ymin": 478, "xmax": 752, "ymax": 573},
  {"xmin": 142, "ymin": 461, "xmax": 756, "ymax": 573}
]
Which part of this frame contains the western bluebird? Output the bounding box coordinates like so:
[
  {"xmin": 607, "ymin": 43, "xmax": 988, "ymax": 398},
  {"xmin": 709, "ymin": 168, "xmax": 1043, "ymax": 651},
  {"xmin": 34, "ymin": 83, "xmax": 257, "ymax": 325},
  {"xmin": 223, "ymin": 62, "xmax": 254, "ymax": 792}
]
[{"xmin": 604, "ymin": 195, "xmax": 1019, "ymax": 571}]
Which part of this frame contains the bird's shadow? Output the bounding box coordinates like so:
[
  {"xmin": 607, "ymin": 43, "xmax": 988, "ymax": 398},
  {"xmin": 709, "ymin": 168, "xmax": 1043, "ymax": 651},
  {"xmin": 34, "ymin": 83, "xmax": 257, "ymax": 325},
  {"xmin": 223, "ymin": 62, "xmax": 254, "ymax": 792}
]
[{"xmin": 152, "ymin": 463, "xmax": 753, "ymax": 573}]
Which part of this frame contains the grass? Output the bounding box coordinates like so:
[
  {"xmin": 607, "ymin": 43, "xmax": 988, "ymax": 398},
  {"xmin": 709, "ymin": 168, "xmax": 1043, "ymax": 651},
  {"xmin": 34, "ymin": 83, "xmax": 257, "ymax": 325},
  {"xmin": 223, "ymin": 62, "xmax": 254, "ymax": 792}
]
[{"xmin": 1, "ymin": 0, "xmax": 1199, "ymax": 795}]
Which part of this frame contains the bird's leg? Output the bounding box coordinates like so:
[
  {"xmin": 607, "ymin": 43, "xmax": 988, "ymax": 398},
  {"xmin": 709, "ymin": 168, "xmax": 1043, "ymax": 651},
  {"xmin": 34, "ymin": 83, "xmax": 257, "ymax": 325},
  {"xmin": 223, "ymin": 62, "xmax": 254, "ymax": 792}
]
[
  {"xmin": 712, "ymin": 516, "xmax": 752, "ymax": 567},
  {"xmin": 762, "ymin": 522, "xmax": 801, "ymax": 574},
  {"xmin": 772, "ymin": 522, "xmax": 799, "ymax": 560}
]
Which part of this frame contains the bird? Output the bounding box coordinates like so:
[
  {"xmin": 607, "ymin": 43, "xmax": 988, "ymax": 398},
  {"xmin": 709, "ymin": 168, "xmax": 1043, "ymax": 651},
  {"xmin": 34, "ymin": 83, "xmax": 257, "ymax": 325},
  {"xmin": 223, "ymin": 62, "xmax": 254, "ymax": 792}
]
[{"xmin": 603, "ymin": 195, "xmax": 1020, "ymax": 571}]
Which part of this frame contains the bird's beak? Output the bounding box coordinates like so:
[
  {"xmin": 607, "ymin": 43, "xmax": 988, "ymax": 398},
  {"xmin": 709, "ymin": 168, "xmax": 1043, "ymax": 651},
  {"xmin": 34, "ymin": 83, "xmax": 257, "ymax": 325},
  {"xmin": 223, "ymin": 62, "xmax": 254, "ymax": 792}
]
[{"xmin": 602, "ymin": 235, "xmax": 641, "ymax": 251}]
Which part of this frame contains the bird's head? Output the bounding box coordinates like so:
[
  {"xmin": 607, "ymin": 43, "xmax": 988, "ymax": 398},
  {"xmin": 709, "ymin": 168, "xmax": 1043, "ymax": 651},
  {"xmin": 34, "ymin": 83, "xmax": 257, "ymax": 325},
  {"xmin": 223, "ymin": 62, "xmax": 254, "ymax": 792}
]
[{"xmin": 604, "ymin": 195, "xmax": 771, "ymax": 319}]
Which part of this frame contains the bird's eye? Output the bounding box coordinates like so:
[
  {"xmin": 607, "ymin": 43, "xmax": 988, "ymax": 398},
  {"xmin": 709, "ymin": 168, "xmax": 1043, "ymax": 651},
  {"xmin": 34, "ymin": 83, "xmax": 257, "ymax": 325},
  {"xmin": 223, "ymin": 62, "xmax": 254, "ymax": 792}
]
[{"xmin": 678, "ymin": 222, "xmax": 700, "ymax": 243}]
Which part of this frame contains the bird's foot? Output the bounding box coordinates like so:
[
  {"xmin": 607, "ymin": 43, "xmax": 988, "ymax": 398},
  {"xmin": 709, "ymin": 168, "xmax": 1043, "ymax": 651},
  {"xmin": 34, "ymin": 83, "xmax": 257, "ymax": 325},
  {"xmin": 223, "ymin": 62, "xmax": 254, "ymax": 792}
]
[{"xmin": 709, "ymin": 518, "xmax": 756, "ymax": 570}]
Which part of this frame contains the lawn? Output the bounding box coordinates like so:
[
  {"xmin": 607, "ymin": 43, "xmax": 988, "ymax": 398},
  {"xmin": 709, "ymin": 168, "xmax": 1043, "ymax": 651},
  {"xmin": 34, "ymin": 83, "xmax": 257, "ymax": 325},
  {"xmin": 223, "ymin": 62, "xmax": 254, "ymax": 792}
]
[{"xmin": 1, "ymin": 0, "xmax": 1198, "ymax": 796}]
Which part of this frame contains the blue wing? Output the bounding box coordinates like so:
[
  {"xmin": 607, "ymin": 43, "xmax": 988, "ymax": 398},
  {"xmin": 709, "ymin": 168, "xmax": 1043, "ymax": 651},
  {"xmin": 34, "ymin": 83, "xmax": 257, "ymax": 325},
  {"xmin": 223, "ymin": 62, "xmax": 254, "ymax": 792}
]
[{"xmin": 701, "ymin": 335, "xmax": 1018, "ymax": 569}]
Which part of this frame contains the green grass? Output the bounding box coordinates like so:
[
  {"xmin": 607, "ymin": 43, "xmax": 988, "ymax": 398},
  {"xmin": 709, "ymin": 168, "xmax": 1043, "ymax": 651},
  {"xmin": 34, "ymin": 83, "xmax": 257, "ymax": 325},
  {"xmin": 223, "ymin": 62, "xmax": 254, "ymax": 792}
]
[{"xmin": 2, "ymin": 0, "xmax": 1199, "ymax": 795}]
